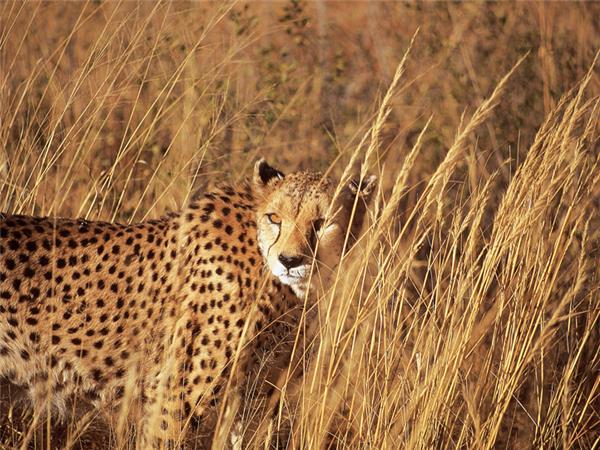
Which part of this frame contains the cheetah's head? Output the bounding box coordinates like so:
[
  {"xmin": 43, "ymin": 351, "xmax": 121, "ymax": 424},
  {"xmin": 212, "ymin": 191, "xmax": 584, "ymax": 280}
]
[{"xmin": 253, "ymin": 159, "xmax": 376, "ymax": 298}]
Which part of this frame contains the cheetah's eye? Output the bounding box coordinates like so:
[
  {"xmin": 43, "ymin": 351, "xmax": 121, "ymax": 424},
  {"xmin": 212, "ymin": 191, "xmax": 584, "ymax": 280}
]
[
  {"xmin": 308, "ymin": 218, "xmax": 326, "ymax": 250},
  {"xmin": 266, "ymin": 213, "xmax": 282, "ymax": 225},
  {"xmin": 312, "ymin": 218, "xmax": 325, "ymax": 233}
]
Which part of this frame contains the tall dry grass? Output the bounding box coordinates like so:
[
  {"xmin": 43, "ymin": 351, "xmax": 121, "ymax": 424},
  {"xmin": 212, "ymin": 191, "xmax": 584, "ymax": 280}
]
[{"xmin": 0, "ymin": 2, "xmax": 598, "ymax": 449}]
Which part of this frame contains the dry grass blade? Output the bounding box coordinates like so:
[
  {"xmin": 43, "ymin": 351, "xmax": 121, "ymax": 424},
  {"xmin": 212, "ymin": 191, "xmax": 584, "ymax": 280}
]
[{"xmin": 0, "ymin": 2, "xmax": 598, "ymax": 450}]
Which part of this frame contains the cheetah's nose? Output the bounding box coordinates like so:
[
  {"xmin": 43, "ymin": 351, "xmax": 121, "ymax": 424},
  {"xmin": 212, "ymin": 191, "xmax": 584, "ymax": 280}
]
[{"xmin": 278, "ymin": 254, "xmax": 305, "ymax": 270}]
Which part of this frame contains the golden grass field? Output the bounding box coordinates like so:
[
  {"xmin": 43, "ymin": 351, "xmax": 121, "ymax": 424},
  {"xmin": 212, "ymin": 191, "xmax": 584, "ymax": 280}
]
[{"xmin": 1, "ymin": 1, "xmax": 599, "ymax": 449}]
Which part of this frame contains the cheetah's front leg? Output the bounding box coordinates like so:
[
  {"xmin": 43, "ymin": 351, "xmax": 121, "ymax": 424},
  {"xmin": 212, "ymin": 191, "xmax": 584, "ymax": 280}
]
[{"xmin": 139, "ymin": 332, "xmax": 199, "ymax": 449}]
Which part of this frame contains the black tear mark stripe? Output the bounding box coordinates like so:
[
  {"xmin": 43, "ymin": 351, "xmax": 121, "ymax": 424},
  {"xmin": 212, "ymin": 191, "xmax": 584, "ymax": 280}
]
[{"xmin": 266, "ymin": 222, "xmax": 282, "ymax": 258}]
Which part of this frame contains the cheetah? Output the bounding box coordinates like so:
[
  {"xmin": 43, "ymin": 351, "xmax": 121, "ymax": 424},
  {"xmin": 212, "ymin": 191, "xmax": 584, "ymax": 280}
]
[{"xmin": 0, "ymin": 159, "xmax": 376, "ymax": 448}]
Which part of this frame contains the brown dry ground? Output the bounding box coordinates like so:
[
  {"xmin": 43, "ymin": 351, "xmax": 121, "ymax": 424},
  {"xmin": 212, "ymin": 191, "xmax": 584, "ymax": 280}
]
[{"xmin": 0, "ymin": 2, "xmax": 599, "ymax": 449}]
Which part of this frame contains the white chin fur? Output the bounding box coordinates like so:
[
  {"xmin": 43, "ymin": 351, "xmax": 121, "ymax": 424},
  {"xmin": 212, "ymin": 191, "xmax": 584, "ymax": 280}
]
[
  {"xmin": 270, "ymin": 263, "xmax": 310, "ymax": 298},
  {"xmin": 289, "ymin": 284, "xmax": 307, "ymax": 298},
  {"xmin": 279, "ymin": 277, "xmax": 307, "ymax": 298}
]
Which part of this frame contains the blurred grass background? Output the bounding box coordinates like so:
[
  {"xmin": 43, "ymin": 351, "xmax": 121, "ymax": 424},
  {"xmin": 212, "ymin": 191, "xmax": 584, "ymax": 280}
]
[
  {"xmin": 2, "ymin": 1, "xmax": 597, "ymax": 221},
  {"xmin": 0, "ymin": 1, "xmax": 599, "ymax": 449}
]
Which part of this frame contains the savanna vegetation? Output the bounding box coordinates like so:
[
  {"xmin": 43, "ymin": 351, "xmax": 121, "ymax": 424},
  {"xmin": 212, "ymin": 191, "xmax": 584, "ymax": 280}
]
[{"xmin": 0, "ymin": 1, "xmax": 599, "ymax": 449}]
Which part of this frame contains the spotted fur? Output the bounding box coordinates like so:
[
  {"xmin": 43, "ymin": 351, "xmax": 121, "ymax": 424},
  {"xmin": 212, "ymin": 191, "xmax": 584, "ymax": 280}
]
[{"xmin": 0, "ymin": 159, "xmax": 375, "ymax": 448}]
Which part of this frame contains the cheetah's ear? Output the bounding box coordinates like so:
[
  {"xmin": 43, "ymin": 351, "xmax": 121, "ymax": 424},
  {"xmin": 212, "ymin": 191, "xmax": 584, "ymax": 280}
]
[
  {"xmin": 253, "ymin": 158, "xmax": 285, "ymax": 187},
  {"xmin": 348, "ymin": 175, "xmax": 377, "ymax": 197}
]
